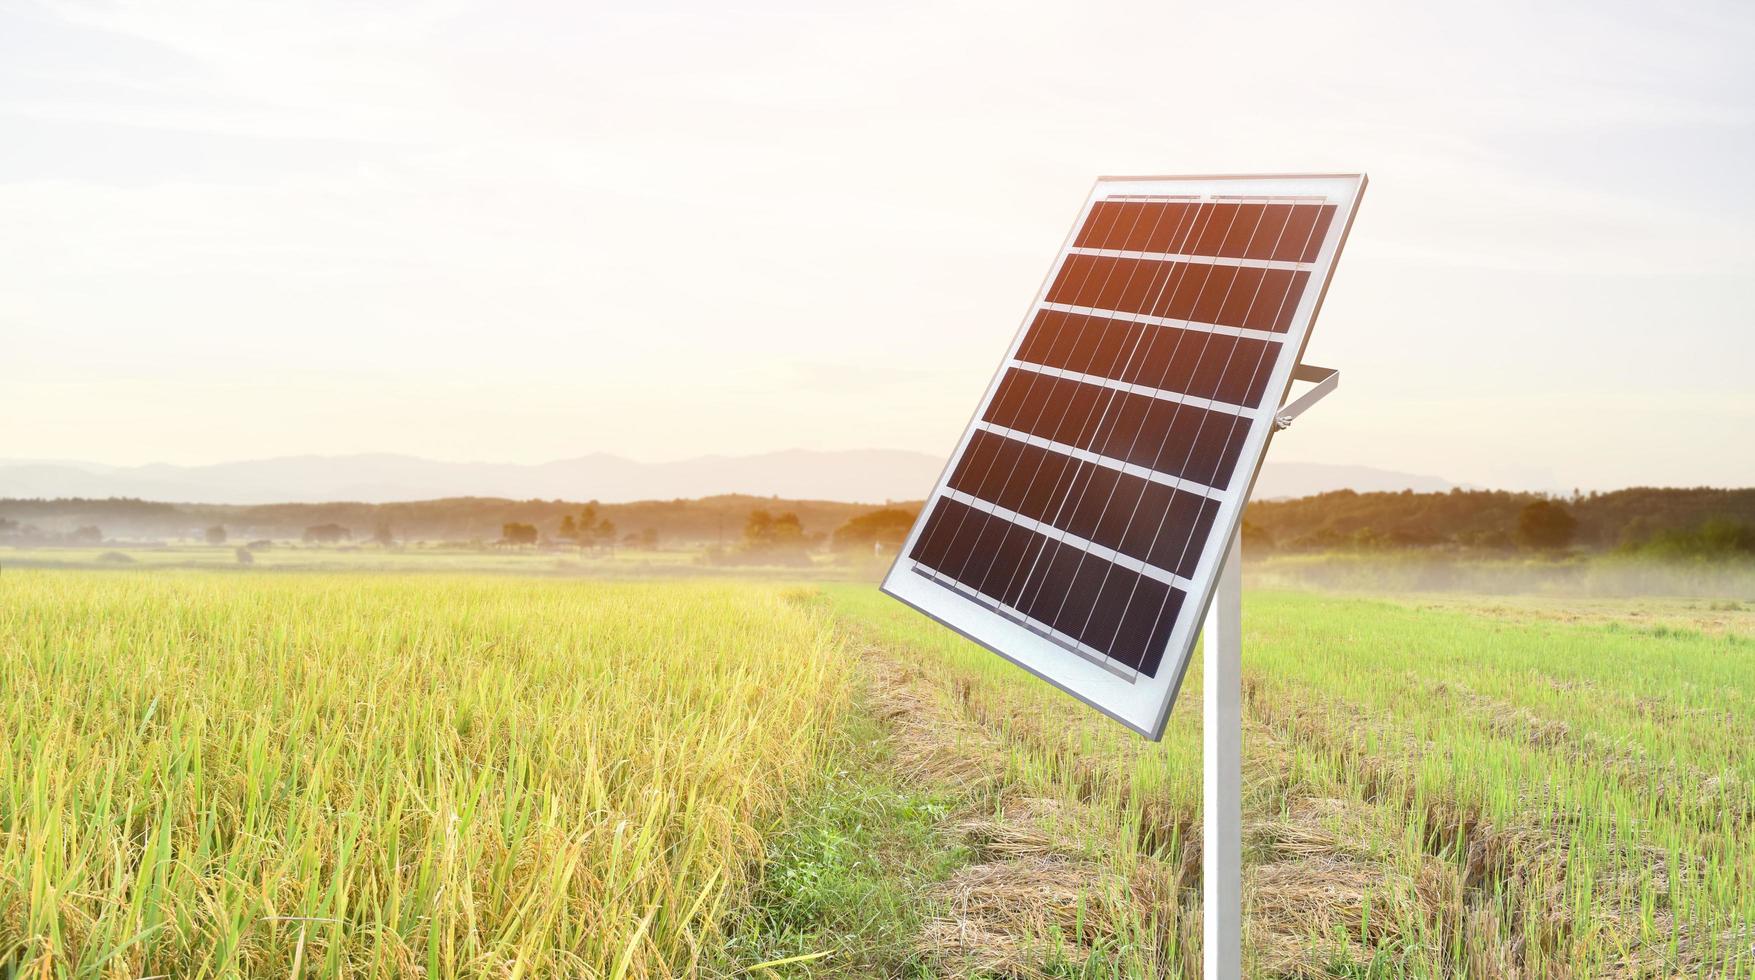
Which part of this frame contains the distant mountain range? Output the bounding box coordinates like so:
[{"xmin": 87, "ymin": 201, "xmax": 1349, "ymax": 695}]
[
  {"xmin": 1250, "ymin": 462, "xmax": 1460, "ymax": 499},
  {"xmin": 0, "ymin": 452, "xmax": 1458, "ymax": 505},
  {"xmin": 0, "ymin": 451, "xmax": 945, "ymax": 505}
]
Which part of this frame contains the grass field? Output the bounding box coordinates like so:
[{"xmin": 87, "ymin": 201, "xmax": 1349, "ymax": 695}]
[
  {"xmin": 815, "ymin": 587, "xmax": 1755, "ymax": 977},
  {"xmin": 3, "ymin": 567, "xmax": 1752, "ymax": 977}
]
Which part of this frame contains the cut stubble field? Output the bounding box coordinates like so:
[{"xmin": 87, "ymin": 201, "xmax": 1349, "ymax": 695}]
[{"xmin": 2, "ymin": 569, "xmax": 1751, "ymax": 978}]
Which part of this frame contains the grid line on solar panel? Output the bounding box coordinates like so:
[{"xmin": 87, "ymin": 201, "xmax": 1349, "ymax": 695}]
[
  {"xmin": 1067, "ymin": 247, "xmax": 1315, "ymax": 273},
  {"xmin": 981, "ymin": 368, "xmax": 1249, "ymax": 490},
  {"xmin": 935, "ymin": 487, "xmax": 1191, "ymax": 587},
  {"xmin": 1004, "ymin": 361, "xmax": 1261, "ymax": 420},
  {"xmin": 968, "ymin": 422, "xmax": 1226, "ymax": 500},
  {"xmin": 1074, "ymin": 199, "xmax": 1336, "ymax": 263},
  {"xmin": 943, "ymin": 429, "xmax": 1220, "ymax": 578},
  {"xmin": 913, "ymin": 568, "xmax": 1139, "ymax": 681},
  {"xmin": 1038, "ymin": 303, "xmax": 1289, "ymax": 345},
  {"xmin": 1044, "ymin": 254, "xmax": 1311, "ymax": 333},
  {"xmin": 907, "ymin": 495, "xmax": 1185, "ymax": 676},
  {"xmin": 1012, "ymin": 308, "xmax": 1283, "ymax": 411}
]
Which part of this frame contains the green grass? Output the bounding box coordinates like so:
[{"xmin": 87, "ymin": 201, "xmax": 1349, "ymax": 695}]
[
  {"xmin": 717, "ymin": 708, "xmax": 962, "ymax": 978},
  {"xmin": 822, "ymin": 584, "xmax": 1755, "ymax": 978}
]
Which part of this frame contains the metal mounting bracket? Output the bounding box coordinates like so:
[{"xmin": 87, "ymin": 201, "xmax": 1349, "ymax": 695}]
[{"xmin": 1274, "ymin": 363, "xmax": 1339, "ymax": 431}]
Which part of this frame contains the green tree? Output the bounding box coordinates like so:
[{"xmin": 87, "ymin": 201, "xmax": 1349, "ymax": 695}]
[
  {"xmin": 501, "ymin": 522, "xmax": 538, "ymax": 546},
  {"xmin": 743, "ymin": 509, "xmax": 774, "ymax": 545},
  {"xmin": 1618, "ymin": 515, "xmax": 1653, "ymax": 549},
  {"xmin": 1239, "ymin": 519, "xmax": 1274, "ymax": 552},
  {"xmin": 559, "ymin": 514, "xmax": 577, "ymax": 541},
  {"xmin": 1516, "ymin": 499, "xmax": 1577, "ymax": 551},
  {"xmin": 745, "ymin": 510, "xmax": 806, "ymax": 548},
  {"xmin": 728, "ymin": 509, "xmax": 813, "ymax": 566},
  {"xmin": 1619, "ymin": 519, "xmax": 1755, "ymax": 559},
  {"xmin": 204, "ymin": 524, "xmax": 227, "ymax": 546},
  {"xmin": 830, "ymin": 507, "xmax": 916, "ymax": 554},
  {"xmin": 1697, "ymin": 519, "xmax": 1755, "ymax": 554}
]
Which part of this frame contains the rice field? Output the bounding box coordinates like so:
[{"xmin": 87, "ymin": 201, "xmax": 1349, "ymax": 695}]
[
  {"xmin": 0, "ymin": 572, "xmax": 849, "ymax": 977},
  {"xmin": 2, "ymin": 566, "xmax": 1751, "ymax": 977}
]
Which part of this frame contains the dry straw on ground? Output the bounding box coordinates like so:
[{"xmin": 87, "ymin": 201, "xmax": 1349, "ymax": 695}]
[{"xmin": 861, "ymin": 640, "xmax": 1134, "ymax": 976}]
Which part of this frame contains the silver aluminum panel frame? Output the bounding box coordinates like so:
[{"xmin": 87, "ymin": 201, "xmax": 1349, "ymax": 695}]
[{"xmin": 882, "ymin": 173, "xmax": 1367, "ymax": 739}]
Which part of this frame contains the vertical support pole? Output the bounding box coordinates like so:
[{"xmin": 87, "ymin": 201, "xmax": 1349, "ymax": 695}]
[{"xmin": 1203, "ymin": 532, "xmax": 1242, "ymax": 979}]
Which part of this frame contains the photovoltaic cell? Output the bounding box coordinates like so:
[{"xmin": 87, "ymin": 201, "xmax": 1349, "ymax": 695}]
[
  {"xmin": 1074, "ymin": 200, "xmax": 1336, "ymax": 263},
  {"xmin": 882, "ymin": 175, "xmax": 1366, "ymax": 738},
  {"xmin": 908, "ymin": 496, "xmax": 1184, "ymax": 676},
  {"xmin": 1015, "ymin": 309, "xmax": 1281, "ymax": 408},
  {"xmin": 1045, "ymin": 255, "xmax": 1310, "ymax": 333},
  {"xmin": 946, "ymin": 429, "xmax": 1219, "ymax": 578},
  {"xmin": 981, "ymin": 369, "xmax": 1248, "ymax": 487}
]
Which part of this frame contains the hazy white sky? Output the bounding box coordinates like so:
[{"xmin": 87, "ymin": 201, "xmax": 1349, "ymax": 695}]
[{"xmin": 3, "ymin": 0, "xmax": 1751, "ymax": 490}]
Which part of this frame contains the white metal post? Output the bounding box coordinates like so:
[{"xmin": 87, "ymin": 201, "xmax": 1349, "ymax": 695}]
[{"xmin": 1202, "ymin": 532, "xmax": 1243, "ymax": 979}]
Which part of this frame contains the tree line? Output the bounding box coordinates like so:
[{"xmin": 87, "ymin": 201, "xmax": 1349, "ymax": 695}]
[
  {"xmin": 1242, "ymin": 486, "xmax": 1755, "ymax": 557},
  {"xmin": 0, "ymin": 494, "xmax": 890, "ymax": 548},
  {"xmin": 6, "ymin": 487, "xmax": 1753, "ymax": 561}
]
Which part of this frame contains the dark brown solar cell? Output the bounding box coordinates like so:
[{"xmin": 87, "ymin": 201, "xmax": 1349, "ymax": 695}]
[
  {"xmin": 1073, "ymin": 201, "xmax": 1336, "ymax": 264},
  {"xmin": 1283, "ymin": 203, "xmax": 1338, "ymax": 263},
  {"xmin": 977, "ymin": 522, "xmax": 1051, "ymax": 610},
  {"xmin": 981, "ymin": 369, "xmax": 1247, "ymax": 489},
  {"xmin": 1073, "ymin": 200, "xmax": 1207, "ymax": 254},
  {"xmin": 1046, "ymin": 254, "xmax": 1311, "ymax": 332},
  {"xmin": 907, "ymin": 495, "xmax": 962, "ymax": 571},
  {"xmin": 1197, "ymin": 202, "xmax": 1293, "ymax": 261},
  {"xmin": 908, "ymin": 496, "xmax": 1185, "ymax": 674},
  {"xmin": 1072, "ymin": 200, "xmax": 1127, "ymax": 251},
  {"xmin": 1092, "ymin": 572, "xmax": 1184, "ymax": 677},
  {"xmin": 1015, "ymin": 309, "xmax": 1283, "ymax": 408},
  {"xmin": 947, "ymin": 430, "xmax": 1219, "ymax": 578}
]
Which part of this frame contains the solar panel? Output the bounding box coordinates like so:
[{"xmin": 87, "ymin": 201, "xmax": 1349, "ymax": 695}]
[{"xmin": 882, "ymin": 174, "xmax": 1366, "ymax": 739}]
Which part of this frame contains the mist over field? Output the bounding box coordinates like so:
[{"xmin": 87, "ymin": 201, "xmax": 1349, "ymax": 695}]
[
  {"xmin": 6, "ymin": 480, "xmax": 1754, "ymax": 604},
  {"xmin": 0, "ymin": 450, "xmax": 945, "ymax": 505},
  {"xmin": 1250, "ymin": 553, "xmax": 1755, "ymax": 600}
]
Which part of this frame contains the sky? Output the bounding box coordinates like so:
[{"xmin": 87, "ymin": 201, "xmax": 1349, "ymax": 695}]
[{"xmin": 3, "ymin": 0, "xmax": 1752, "ymax": 491}]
